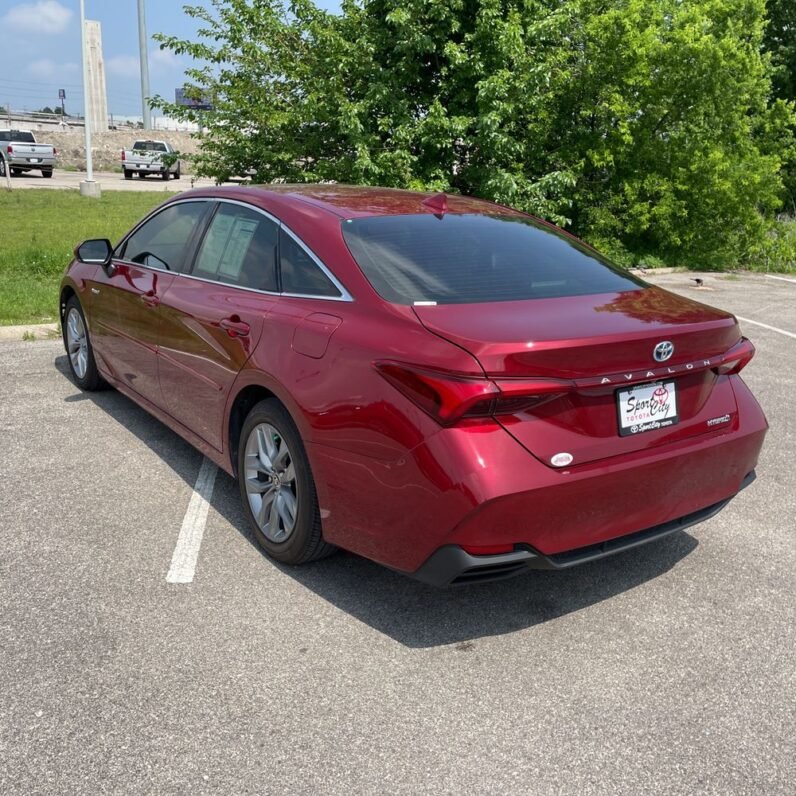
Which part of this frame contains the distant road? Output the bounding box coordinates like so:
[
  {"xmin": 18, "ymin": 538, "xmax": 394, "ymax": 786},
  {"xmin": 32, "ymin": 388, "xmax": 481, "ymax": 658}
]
[{"xmin": 7, "ymin": 169, "xmax": 222, "ymax": 192}]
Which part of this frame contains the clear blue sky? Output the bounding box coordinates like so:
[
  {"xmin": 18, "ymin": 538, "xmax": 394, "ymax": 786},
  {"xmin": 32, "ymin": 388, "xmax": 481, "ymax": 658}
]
[{"xmin": 0, "ymin": 0, "xmax": 341, "ymax": 117}]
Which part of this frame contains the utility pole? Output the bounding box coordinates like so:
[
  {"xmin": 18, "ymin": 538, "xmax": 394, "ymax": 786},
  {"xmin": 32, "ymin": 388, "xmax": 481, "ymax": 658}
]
[
  {"xmin": 79, "ymin": 0, "xmax": 100, "ymax": 197},
  {"xmin": 137, "ymin": 0, "xmax": 152, "ymax": 130}
]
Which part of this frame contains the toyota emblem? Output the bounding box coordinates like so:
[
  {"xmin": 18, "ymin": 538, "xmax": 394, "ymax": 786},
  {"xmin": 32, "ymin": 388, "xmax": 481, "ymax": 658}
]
[{"xmin": 653, "ymin": 341, "xmax": 674, "ymax": 362}]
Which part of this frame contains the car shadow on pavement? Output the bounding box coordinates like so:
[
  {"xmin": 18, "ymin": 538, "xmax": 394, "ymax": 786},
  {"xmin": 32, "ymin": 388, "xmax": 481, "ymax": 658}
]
[{"xmin": 57, "ymin": 354, "xmax": 698, "ymax": 649}]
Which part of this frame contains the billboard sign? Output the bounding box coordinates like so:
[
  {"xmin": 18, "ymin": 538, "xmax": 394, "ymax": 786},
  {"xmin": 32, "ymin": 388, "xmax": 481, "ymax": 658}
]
[{"xmin": 175, "ymin": 88, "xmax": 214, "ymax": 111}]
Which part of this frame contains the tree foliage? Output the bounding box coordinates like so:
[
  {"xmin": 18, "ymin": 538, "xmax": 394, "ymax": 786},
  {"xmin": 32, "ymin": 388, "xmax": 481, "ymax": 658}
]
[
  {"xmin": 154, "ymin": 0, "xmax": 795, "ymax": 269},
  {"xmin": 763, "ymin": 0, "xmax": 796, "ymax": 212}
]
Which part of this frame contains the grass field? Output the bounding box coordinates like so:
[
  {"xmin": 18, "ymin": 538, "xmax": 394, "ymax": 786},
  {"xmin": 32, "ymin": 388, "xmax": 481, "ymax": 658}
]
[{"xmin": 0, "ymin": 190, "xmax": 174, "ymax": 325}]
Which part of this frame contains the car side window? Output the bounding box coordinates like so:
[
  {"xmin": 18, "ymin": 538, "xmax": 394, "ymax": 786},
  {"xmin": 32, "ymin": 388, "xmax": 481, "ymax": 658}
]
[
  {"xmin": 278, "ymin": 228, "xmax": 341, "ymax": 297},
  {"xmin": 119, "ymin": 202, "xmax": 208, "ymax": 272},
  {"xmin": 192, "ymin": 204, "xmax": 278, "ymax": 292}
]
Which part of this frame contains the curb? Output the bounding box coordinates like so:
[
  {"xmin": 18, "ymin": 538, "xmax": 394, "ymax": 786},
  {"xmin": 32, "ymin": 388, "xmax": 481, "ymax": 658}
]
[{"xmin": 0, "ymin": 322, "xmax": 60, "ymax": 342}]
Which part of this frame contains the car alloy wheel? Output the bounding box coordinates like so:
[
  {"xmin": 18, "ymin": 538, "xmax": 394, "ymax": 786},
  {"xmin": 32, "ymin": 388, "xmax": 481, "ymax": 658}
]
[
  {"xmin": 66, "ymin": 306, "xmax": 88, "ymax": 380},
  {"xmin": 244, "ymin": 422, "xmax": 299, "ymax": 543}
]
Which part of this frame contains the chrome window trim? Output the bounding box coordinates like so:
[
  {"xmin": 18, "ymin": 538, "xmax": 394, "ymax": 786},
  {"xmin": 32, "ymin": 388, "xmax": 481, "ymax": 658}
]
[{"xmin": 114, "ymin": 196, "xmax": 353, "ymax": 302}]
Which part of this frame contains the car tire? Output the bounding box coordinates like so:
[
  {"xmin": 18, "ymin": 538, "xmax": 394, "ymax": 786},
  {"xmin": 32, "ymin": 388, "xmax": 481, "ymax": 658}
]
[
  {"xmin": 62, "ymin": 296, "xmax": 104, "ymax": 391},
  {"xmin": 124, "ymin": 169, "xmax": 132, "ymax": 180},
  {"xmin": 11, "ymin": 167, "xmax": 21, "ymax": 176},
  {"xmin": 161, "ymin": 170, "xmax": 170, "ymax": 181},
  {"xmin": 42, "ymin": 169, "xmax": 53, "ymax": 178},
  {"xmin": 238, "ymin": 399, "xmax": 336, "ymax": 565},
  {"xmin": 174, "ymin": 165, "xmax": 181, "ymax": 180}
]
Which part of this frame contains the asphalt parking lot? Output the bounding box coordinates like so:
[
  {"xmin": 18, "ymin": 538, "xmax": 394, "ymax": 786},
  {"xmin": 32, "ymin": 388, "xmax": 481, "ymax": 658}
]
[
  {"xmin": 1, "ymin": 272, "xmax": 794, "ymax": 794},
  {"xmin": 6, "ymin": 169, "xmax": 219, "ymax": 192}
]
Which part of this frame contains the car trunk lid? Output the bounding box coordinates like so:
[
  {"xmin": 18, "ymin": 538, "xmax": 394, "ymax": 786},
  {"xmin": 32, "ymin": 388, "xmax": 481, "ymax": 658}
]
[{"xmin": 412, "ymin": 287, "xmax": 743, "ymax": 466}]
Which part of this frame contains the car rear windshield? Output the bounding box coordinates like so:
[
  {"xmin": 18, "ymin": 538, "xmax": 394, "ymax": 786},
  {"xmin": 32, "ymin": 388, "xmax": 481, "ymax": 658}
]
[
  {"xmin": 1, "ymin": 130, "xmax": 35, "ymax": 143},
  {"xmin": 341, "ymin": 213, "xmax": 645, "ymax": 304},
  {"xmin": 133, "ymin": 141, "xmax": 167, "ymax": 152}
]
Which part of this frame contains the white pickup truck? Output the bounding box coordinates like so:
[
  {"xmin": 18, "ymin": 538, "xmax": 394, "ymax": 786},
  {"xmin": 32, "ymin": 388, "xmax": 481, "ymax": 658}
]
[
  {"xmin": 0, "ymin": 129, "xmax": 57, "ymax": 178},
  {"xmin": 121, "ymin": 139, "xmax": 181, "ymax": 181}
]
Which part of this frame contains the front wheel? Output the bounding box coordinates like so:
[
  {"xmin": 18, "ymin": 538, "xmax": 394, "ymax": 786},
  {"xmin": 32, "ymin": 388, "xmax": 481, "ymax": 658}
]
[
  {"xmin": 238, "ymin": 399, "xmax": 335, "ymax": 565},
  {"xmin": 62, "ymin": 296, "xmax": 104, "ymax": 391}
]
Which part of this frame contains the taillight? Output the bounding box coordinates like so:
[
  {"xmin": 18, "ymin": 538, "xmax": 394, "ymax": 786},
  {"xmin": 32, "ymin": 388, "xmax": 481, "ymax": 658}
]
[
  {"xmin": 713, "ymin": 338, "xmax": 755, "ymax": 375},
  {"xmin": 121, "ymin": 149, "xmax": 125, "ymax": 161},
  {"xmin": 53, "ymin": 147, "xmax": 57, "ymax": 156},
  {"xmin": 7, "ymin": 144, "xmax": 12, "ymax": 154},
  {"xmin": 375, "ymin": 361, "xmax": 573, "ymax": 426}
]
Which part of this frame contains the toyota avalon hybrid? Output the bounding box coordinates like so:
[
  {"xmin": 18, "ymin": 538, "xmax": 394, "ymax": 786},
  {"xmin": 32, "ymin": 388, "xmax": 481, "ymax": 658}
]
[{"xmin": 59, "ymin": 185, "xmax": 767, "ymax": 585}]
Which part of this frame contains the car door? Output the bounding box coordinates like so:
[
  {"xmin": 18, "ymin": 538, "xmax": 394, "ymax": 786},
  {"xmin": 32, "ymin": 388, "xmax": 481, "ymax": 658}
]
[
  {"xmin": 157, "ymin": 201, "xmax": 280, "ymax": 450},
  {"xmin": 89, "ymin": 201, "xmax": 210, "ymax": 406}
]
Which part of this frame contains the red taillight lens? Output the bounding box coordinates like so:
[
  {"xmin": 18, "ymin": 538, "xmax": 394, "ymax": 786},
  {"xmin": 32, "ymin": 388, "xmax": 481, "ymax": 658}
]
[
  {"xmin": 7, "ymin": 144, "xmax": 12, "ymax": 154},
  {"xmin": 375, "ymin": 362, "xmax": 498, "ymax": 424},
  {"xmin": 53, "ymin": 147, "xmax": 57, "ymax": 156},
  {"xmin": 713, "ymin": 338, "xmax": 755, "ymax": 375},
  {"xmin": 121, "ymin": 149, "xmax": 125, "ymax": 161},
  {"xmin": 375, "ymin": 362, "xmax": 573, "ymax": 426}
]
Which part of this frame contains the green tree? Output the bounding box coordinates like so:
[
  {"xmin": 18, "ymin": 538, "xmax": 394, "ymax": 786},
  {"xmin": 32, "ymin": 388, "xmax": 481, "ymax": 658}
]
[
  {"xmin": 154, "ymin": 0, "xmax": 794, "ymax": 269},
  {"xmin": 765, "ymin": 0, "xmax": 795, "ymax": 101},
  {"xmin": 763, "ymin": 0, "xmax": 796, "ymax": 212}
]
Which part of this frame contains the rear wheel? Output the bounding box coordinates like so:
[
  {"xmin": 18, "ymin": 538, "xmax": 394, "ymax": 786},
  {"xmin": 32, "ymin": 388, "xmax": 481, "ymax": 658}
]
[
  {"xmin": 238, "ymin": 399, "xmax": 335, "ymax": 565},
  {"xmin": 161, "ymin": 169, "xmax": 170, "ymax": 181},
  {"xmin": 174, "ymin": 164, "xmax": 181, "ymax": 180},
  {"xmin": 124, "ymin": 169, "xmax": 132, "ymax": 180},
  {"xmin": 11, "ymin": 167, "xmax": 22, "ymax": 176},
  {"xmin": 42, "ymin": 169, "xmax": 53, "ymax": 178},
  {"xmin": 62, "ymin": 296, "xmax": 104, "ymax": 391}
]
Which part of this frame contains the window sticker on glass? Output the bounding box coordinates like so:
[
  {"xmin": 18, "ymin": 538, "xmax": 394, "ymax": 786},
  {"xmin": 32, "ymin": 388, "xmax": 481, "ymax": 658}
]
[{"xmin": 218, "ymin": 218, "xmax": 258, "ymax": 279}]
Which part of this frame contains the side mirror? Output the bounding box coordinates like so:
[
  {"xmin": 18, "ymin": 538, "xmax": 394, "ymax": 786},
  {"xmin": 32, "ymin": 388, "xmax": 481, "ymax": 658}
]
[{"xmin": 76, "ymin": 238, "xmax": 113, "ymax": 265}]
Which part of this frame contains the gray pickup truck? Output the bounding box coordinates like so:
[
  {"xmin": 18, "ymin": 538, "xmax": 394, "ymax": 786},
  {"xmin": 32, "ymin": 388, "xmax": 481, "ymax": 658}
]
[
  {"xmin": 121, "ymin": 139, "xmax": 181, "ymax": 180},
  {"xmin": 0, "ymin": 129, "xmax": 57, "ymax": 178}
]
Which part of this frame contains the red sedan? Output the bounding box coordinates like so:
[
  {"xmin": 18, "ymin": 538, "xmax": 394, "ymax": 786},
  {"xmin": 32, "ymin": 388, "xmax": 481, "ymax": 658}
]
[{"xmin": 60, "ymin": 185, "xmax": 767, "ymax": 585}]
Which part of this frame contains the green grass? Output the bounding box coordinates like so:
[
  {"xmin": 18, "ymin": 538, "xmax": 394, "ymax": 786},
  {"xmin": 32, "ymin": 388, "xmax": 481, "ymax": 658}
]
[{"xmin": 0, "ymin": 190, "xmax": 175, "ymax": 325}]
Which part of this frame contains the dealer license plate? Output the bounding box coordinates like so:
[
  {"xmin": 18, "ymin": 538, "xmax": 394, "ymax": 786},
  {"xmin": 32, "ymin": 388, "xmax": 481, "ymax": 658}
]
[{"xmin": 616, "ymin": 380, "xmax": 679, "ymax": 436}]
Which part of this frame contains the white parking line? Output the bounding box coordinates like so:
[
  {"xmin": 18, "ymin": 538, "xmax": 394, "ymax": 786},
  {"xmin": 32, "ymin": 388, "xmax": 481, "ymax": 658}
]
[
  {"xmin": 166, "ymin": 458, "xmax": 218, "ymax": 584},
  {"xmin": 736, "ymin": 316, "xmax": 796, "ymax": 340},
  {"xmin": 765, "ymin": 274, "xmax": 796, "ymax": 285}
]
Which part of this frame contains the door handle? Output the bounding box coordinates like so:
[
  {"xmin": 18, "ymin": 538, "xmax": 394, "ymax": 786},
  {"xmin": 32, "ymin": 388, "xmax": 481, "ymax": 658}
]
[
  {"xmin": 141, "ymin": 290, "xmax": 160, "ymax": 307},
  {"xmin": 219, "ymin": 316, "xmax": 250, "ymax": 338}
]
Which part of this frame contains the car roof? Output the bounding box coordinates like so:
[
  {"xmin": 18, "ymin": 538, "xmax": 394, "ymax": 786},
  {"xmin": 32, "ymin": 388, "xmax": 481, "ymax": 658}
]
[{"xmin": 185, "ymin": 183, "xmax": 526, "ymax": 220}]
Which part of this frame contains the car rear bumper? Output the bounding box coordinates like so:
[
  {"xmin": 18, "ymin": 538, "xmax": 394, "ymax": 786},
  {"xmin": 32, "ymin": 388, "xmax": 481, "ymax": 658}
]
[
  {"xmin": 410, "ymin": 470, "xmax": 756, "ymax": 586},
  {"xmin": 126, "ymin": 163, "xmax": 167, "ymax": 171},
  {"xmin": 312, "ymin": 374, "xmax": 767, "ymax": 575},
  {"xmin": 8, "ymin": 156, "xmax": 55, "ymax": 167}
]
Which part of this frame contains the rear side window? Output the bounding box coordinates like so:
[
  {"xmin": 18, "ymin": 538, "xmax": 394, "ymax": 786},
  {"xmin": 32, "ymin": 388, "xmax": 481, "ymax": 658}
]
[
  {"xmin": 342, "ymin": 214, "xmax": 644, "ymax": 304},
  {"xmin": 279, "ymin": 228, "xmax": 341, "ymax": 297},
  {"xmin": 192, "ymin": 204, "xmax": 278, "ymax": 291},
  {"xmin": 119, "ymin": 202, "xmax": 207, "ymax": 271}
]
